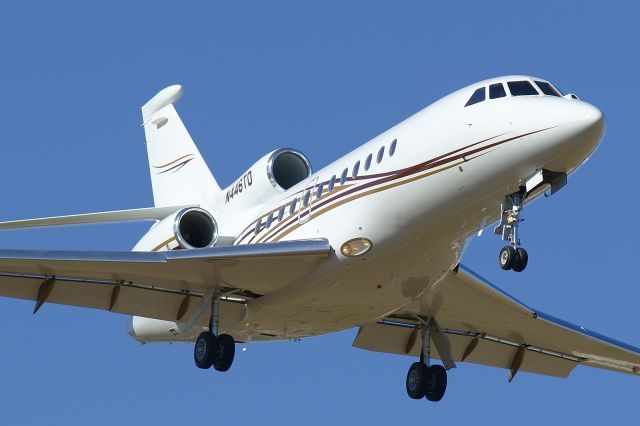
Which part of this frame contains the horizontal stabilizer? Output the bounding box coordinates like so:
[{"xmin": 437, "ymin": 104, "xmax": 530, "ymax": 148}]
[{"xmin": 0, "ymin": 205, "xmax": 195, "ymax": 230}]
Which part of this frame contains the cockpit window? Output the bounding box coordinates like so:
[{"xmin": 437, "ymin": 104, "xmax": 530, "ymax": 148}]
[
  {"xmin": 507, "ymin": 81, "xmax": 539, "ymax": 96},
  {"xmin": 465, "ymin": 87, "xmax": 485, "ymax": 107},
  {"xmin": 534, "ymin": 81, "xmax": 561, "ymax": 97},
  {"xmin": 489, "ymin": 83, "xmax": 506, "ymax": 99}
]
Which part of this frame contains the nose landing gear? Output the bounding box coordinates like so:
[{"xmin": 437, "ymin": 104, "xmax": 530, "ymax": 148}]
[
  {"xmin": 495, "ymin": 189, "xmax": 528, "ymax": 272},
  {"xmin": 194, "ymin": 289, "xmax": 236, "ymax": 372}
]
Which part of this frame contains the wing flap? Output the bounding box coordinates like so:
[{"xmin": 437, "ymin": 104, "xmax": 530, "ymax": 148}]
[
  {"xmin": 353, "ymin": 322, "xmax": 576, "ymax": 378},
  {"xmin": 0, "ymin": 273, "xmax": 247, "ymax": 326}
]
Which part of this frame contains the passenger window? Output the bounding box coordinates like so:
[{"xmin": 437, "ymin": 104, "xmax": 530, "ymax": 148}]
[
  {"xmin": 303, "ymin": 190, "xmax": 311, "ymax": 207},
  {"xmin": 289, "ymin": 198, "xmax": 297, "ymax": 215},
  {"xmin": 352, "ymin": 161, "xmax": 360, "ymax": 179},
  {"xmin": 364, "ymin": 154, "xmax": 372, "ymax": 171},
  {"xmin": 278, "ymin": 205, "xmax": 285, "ymax": 221},
  {"xmin": 507, "ymin": 81, "xmax": 539, "ymax": 96},
  {"xmin": 534, "ymin": 81, "xmax": 561, "ymax": 97},
  {"xmin": 389, "ymin": 139, "xmax": 397, "ymax": 156},
  {"xmin": 376, "ymin": 146, "xmax": 385, "ymax": 164},
  {"xmin": 465, "ymin": 87, "xmax": 485, "ymax": 107},
  {"xmin": 316, "ymin": 182, "xmax": 324, "ymax": 200},
  {"xmin": 255, "ymin": 218, "xmax": 262, "ymax": 234},
  {"xmin": 266, "ymin": 212, "xmax": 273, "ymax": 228},
  {"xmin": 489, "ymin": 83, "xmax": 506, "ymax": 99},
  {"xmin": 340, "ymin": 168, "xmax": 348, "ymax": 185},
  {"xmin": 328, "ymin": 175, "xmax": 336, "ymax": 192}
]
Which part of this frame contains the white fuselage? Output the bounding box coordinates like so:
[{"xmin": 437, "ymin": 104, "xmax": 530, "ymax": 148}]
[{"xmin": 131, "ymin": 75, "xmax": 604, "ymax": 343}]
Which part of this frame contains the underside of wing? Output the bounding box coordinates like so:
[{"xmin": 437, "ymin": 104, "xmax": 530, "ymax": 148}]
[
  {"xmin": 0, "ymin": 239, "xmax": 332, "ymax": 324},
  {"xmin": 353, "ymin": 265, "xmax": 640, "ymax": 379}
]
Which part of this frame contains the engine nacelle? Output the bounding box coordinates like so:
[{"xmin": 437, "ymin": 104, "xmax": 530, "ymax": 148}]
[
  {"xmin": 133, "ymin": 206, "xmax": 218, "ymax": 251},
  {"xmin": 222, "ymin": 148, "xmax": 312, "ymax": 210}
]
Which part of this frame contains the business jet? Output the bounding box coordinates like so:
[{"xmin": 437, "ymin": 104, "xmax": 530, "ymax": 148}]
[{"xmin": 0, "ymin": 76, "xmax": 636, "ymax": 402}]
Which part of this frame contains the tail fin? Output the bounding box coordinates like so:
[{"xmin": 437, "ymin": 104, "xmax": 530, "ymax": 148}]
[{"xmin": 141, "ymin": 85, "xmax": 220, "ymax": 207}]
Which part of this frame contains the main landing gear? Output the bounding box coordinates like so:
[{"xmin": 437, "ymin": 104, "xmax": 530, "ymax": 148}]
[
  {"xmin": 494, "ymin": 189, "xmax": 528, "ymax": 272},
  {"xmin": 405, "ymin": 324, "xmax": 447, "ymax": 402},
  {"xmin": 194, "ymin": 290, "xmax": 235, "ymax": 372}
]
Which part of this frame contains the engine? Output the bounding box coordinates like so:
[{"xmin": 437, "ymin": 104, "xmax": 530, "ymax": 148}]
[
  {"xmin": 221, "ymin": 148, "xmax": 312, "ymax": 210},
  {"xmin": 133, "ymin": 206, "xmax": 218, "ymax": 251}
]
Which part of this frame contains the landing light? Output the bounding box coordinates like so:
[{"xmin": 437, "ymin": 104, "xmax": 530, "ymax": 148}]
[{"xmin": 340, "ymin": 238, "xmax": 372, "ymax": 257}]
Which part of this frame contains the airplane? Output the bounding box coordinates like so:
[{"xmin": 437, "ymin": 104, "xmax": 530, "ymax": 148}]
[{"xmin": 0, "ymin": 75, "xmax": 637, "ymax": 402}]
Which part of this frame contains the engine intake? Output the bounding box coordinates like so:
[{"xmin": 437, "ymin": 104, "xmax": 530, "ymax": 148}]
[
  {"xmin": 267, "ymin": 149, "xmax": 312, "ymax": 191},
  {"xmin": 173, "ymin": 207, "xmax": 218, "ymax": 249}
]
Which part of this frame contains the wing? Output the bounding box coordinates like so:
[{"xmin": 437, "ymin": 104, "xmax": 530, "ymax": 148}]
[
  {"xmin": 0, "ymin": 239, "xmax": 331, "ymax": 323},
  {"xmin": 353, "ymin": 264, "xmax": 640, "ymax": 379}
]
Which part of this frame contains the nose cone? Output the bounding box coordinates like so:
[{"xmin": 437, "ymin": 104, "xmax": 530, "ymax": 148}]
[
  {"xmin": 540, "ymin": 100, "xmax": 605, "ymax": 173},
  {"xmin": 572, "ymin": 101, "xmax": 604, "ymax": 137}
]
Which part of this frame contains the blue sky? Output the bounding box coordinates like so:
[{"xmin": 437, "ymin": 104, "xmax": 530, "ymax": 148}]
[{"xmin": 0, "ymin": 1, "xmax": 638, "ymax": 424}]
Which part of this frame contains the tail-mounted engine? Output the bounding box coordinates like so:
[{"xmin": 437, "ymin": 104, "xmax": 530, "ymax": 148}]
[
  {"xmin": 133, "ymin": 207, "xmax": 218, "ymax": 252},
  {"xmin": 173, "ymin": 207, "xmax": 218, "ymax": 249},
  {"xmin": 221, "ymin": 148, "xmax": 312, "ymax": 210}
]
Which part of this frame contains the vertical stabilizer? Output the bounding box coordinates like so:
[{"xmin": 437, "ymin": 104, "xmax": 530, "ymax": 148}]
[{"xmin": 141, "ymin": 85, "xmax": 220, "ymax": 207}]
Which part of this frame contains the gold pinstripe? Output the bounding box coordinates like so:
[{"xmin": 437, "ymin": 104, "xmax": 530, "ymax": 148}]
[{"xmin": 151, "ymin": 236, "xmax": 177, "ymax": 252}]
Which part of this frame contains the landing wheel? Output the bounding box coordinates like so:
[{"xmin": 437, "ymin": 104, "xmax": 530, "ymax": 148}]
[
  {"xmin": 194, "ymin": 331, "xmax": 216, "ymax": 369},
  {"xmin": 424, "ymin": 365, "xmax": 447, "ymax": 402},
  {"xmin": 499, "ymin": 246, "xmax": 517, "ymax": 270},
  {"xmin": 212, "ymin": 333, "xmax": 235, "ymax": 372},
  {"xmin": 406, "ymin": 362, "xmax": 429, "ymax": 399},
  {"xmin": 512, "ymin": 248, "xmax": 528, "ymax": 272}
]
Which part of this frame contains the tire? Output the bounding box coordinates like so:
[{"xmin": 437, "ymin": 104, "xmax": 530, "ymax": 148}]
[
  {"xmin": 512, "ymin": 248, "xmax": 528, "ymax": 272},
  {"xmin": 425, "ymin": 365, "xmax": 447, "ymax": 402},
  {"xmin": 406, "ymin": 362, "xmax": 429, "ymax": 399},
  {"xmin": 499, "ymin": 246, "xmax": 516, "ymax": 270},
  {"xmin": 212, "ymin": 334, "xmax": 236, "ymax": 372},
  {"xmin": 194, "ymin": 332, "xmax": 216, "ymax": 369}
]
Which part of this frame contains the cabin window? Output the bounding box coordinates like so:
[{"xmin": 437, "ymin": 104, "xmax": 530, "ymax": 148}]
[
  {"xmin": 507, "ymin": 81, "xmax": 539, "ymax": 96},
  {"xmin": 303, "ymin": 190, "xmax": 311, "ymax": 207},
  {"xmin": 316, "ymin": 182, "xmax": 324, "ymax": 200},
  {"xmin": 278, "ymin": 205, "xmax": 285, "ymax": 221},
  {"xmin": 364, "ymin": 153, "xmax": 372, "ymax": 171},
  {"xmin": 465, "ymin": 87, "xmax": 485, "ymax": 107},
  {"xmin": 266, "ymin": 212, "xmax": 273, "ymax": 228},
  {"xmin": 352, "ymin": 161, "xmax": 360, "ymax": 179},
  {"xmin": 328, "ymin": 175, "xmax": 336, "ymax": 192},
  {"xmin": 340, "ymin": 168, "xmax": 348, "ymax": 185},
  {"xmin": 534, "ymin": 81, "xmax": 561, "ymax": 97},
  {"xmin": 389, "ymin": 139, "xmax": 397, "ymax": 156},
  {"xmin": 489, "ymin": 83, "xmax": 506, "ymax": 99},
  {"xmin": 376, "ymin": 146, "xmax": 385, "ymax": 164},
  {"xmin": 289, "ymin": 198, "xmax": 297, "ymax": 215},
  {"xmin": 254, "ymin": 218, "xmax": 262, "ymax": 235}
]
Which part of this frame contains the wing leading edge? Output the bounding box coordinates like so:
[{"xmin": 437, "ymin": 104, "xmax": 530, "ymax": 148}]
[{"xmin": 353, "ymin": 265, "xmax": 640, "ymax": 379}]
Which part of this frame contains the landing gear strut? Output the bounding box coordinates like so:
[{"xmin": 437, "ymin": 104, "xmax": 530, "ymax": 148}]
[
  {"xmin": 405, "ymin": 325, "xmax": 447, "ymax": 402},
  {"xmin": 194, "ymin": 290, "xmax": 235, "ymax": 372},
  {"xmin": 495, "ymin": 189, "xmax": 528, "ymax": 272}
]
